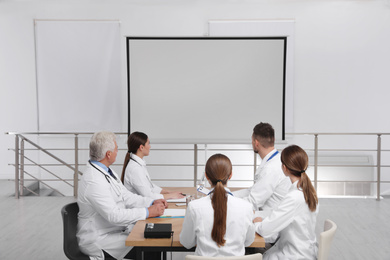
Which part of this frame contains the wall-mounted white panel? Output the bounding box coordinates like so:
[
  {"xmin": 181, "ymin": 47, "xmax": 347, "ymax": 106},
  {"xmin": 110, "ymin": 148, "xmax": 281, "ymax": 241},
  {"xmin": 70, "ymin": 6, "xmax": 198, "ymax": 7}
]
[{"xmin": 35, "ymin": 20, "xmax": 122, "ymax": 132}]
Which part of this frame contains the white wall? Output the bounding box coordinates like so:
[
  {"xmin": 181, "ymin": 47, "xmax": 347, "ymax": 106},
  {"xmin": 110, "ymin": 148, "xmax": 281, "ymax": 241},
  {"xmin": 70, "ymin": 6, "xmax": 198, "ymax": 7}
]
[{"xmin": 1, "ymin": 0, "xmax": 390, "ymax": 186}]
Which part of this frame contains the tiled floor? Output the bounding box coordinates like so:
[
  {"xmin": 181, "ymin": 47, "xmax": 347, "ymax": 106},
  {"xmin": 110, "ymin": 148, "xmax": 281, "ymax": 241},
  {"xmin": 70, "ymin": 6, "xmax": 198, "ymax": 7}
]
[{"xmin": 1, "ymin": 180, "xmax": 390, "ymax": 260}]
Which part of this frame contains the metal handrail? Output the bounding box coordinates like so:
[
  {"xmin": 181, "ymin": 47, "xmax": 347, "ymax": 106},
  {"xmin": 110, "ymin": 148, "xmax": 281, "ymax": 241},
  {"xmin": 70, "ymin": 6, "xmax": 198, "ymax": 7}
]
[
  {"xmin": 21, "ymin": 136, "xmax": 81, "ymax": 173},
  {"xmin": 6, "ymin": 132, "xmax": 390, "ymax": 200},
  {"xmin": 8, "ymin": 133, "xmax": 86, "ymax": 198},
  {"xmin": 22, "ymin": 169, "xmax": 66, "ymax": 196},
  {"xmin": 12, "ymin": 163, "xmax": 390, "ymax": 168},
  {"xmin": 286, "ymin": 133, "xmax": 390, "ymax": 135},
  {"xmin": 288, "ymin": 133, "xmax": 385, "ymax": 200},
  {"xmin": 20, "ymin": 135, "xmax": 81, "ymax": 197},
  {"xmin": 22, "ymin": 155, "xmax": 73, "ymax": 187}
]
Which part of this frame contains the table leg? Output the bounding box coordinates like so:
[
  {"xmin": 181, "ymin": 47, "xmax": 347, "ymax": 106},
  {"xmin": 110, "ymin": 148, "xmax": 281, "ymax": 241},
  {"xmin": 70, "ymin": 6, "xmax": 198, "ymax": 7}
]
[{"xmin": 135, "ymin": 247, "xmax": 142, "ymax": 260}]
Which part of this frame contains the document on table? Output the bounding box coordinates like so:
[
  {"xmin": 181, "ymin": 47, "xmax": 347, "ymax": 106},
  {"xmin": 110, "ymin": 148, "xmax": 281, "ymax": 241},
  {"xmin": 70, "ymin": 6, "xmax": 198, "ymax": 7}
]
[
  {"xmin": 166, "ymin": 197, "xmax": 186, "ymax": 203},
  {"xmin": 156, "ymin": 208, "xmax": 186, "ymax": 218}
]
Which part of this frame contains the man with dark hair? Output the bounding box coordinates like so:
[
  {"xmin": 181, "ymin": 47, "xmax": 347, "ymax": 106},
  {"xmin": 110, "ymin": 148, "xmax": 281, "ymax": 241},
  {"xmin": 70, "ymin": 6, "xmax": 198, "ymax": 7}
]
[
  {"xmin": 234, "ymin": 122, "xmax": 291, "ymax": 218},
  {"xmin": 253, "ymin": 122, "xmax": 275, "ymax": 150}
]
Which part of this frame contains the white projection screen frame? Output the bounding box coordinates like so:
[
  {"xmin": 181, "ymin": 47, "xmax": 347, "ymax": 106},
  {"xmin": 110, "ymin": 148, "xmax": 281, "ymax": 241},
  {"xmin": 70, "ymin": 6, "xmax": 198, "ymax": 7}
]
[{"xmin": 127, "ymin": 37, "xmax": 286, "ymax": 143}]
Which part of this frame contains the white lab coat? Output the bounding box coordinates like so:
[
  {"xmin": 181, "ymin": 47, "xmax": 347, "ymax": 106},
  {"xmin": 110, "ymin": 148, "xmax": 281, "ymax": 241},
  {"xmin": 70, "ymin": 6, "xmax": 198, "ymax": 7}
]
[
  {"xmin": 233, "ymin": 149, "xmax": 291, "ymax": 217},
  {"xmin": 77, "ymin": 162, "xmax": 154, "ymax": 260},
  {"xmin": 180, "ymin": 188, "xmax": 255, "ymax": 257},
  {"xmin": 255, "ymin": 181, "xmax": 319, "ymax": 260},
  {"xmin": 123, "ymin": 154, "xmax": 164, "ymax": 200}
]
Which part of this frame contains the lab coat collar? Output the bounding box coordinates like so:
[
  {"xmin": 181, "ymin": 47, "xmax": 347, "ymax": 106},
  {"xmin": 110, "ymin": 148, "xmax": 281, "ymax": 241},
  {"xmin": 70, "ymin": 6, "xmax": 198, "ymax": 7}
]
[
  {"xmin": 208, "ymin": 187, "xmax": 234, "ymax": 196},
  {"xmin": 90, "ymin": 160, "xmax": 109, "ymax": 173},
  {"xmin": 130, "ymin": 153, "xmax": 146, "ymax": 166},
  {"xmin": 290, "ymin": 180, "xmax": 300, "ymax": 191},
  {"xmin": 89, "ymin": 160, "xmax": 120, "ymax": 183},
  {"xmin": 258, "ymin": 148, "xmax": 278, "ymax": 169}
]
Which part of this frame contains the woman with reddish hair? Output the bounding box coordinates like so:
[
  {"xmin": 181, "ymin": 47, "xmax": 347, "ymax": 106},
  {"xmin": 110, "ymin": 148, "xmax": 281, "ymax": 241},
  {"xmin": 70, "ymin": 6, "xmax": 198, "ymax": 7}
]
[
  {"xmin": 180, "ymin": 153, "xmax": 255, "ymax": 256},
  {"xmin": 254, "ymin": 145, "xmax": 319, "ymax": 260}
]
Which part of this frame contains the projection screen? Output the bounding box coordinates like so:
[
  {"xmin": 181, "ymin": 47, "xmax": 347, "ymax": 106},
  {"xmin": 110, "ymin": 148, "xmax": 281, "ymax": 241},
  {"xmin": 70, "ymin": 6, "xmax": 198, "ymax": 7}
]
[{"xmin": 127, "ymin": 37, "xmax": 286, "ymax": 143}]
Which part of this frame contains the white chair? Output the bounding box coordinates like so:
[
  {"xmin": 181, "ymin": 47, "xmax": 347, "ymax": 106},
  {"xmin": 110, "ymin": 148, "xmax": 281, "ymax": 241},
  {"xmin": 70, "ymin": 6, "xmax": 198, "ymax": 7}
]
[
  {"xmin": 185, "ymin": 253, "xmax": 262, "ymax": 260},
  {"xmin": 318, "ymin": 219, "xmax": 337, "ymax": 260}
]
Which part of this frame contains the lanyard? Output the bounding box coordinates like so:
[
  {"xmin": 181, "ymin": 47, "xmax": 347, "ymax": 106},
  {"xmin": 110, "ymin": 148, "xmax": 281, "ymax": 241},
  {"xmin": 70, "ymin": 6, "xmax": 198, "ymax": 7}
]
[
  {"xmin": 208, "ymin": 189, "xmax": 234, "ymax": 196},
  {"xmin": 267, "ymin": 150, "xmax": 279, "ymax": 162}
]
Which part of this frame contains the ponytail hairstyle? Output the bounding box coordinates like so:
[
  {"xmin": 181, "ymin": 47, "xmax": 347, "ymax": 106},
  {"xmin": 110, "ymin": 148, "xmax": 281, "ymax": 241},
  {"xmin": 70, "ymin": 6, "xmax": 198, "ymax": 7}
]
[
  {"xmin": 120, "ymin": 132, "xmax": 148, "ymax": 183},
  {"xmin": 205, "ymin": 153, "xmax": 232, "ymax": 247},
  {"xmin": 281, "ymin": 145, "xmax": 318, "ymax": 212}
]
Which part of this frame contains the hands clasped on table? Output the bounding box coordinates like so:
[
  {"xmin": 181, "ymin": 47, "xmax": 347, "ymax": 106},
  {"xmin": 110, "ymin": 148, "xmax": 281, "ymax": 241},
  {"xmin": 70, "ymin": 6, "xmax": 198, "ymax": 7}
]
[{"xmin": 148, "ymin": 199, "xmax": 168, "ymax": 217}]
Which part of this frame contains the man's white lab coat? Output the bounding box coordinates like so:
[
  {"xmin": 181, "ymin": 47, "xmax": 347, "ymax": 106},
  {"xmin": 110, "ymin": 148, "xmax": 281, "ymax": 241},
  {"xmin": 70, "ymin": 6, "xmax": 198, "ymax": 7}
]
[
  {"xmin": 77, "ymin": 162, "xmax": 153, "ymax": 260},
  {"xmin": 234, "ymin": 149, "xmax": 291, "ymax": 216}
]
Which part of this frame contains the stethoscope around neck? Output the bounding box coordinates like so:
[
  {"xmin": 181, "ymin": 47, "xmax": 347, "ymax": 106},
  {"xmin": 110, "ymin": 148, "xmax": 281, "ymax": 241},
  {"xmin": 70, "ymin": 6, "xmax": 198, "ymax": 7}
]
[
  {"xmin": 88, "ymin": 160, "xmax": 122, "ymax": 196},
  {"xmin": 89, "ymin": 160, "xmax": 113, "ymax": 183}
]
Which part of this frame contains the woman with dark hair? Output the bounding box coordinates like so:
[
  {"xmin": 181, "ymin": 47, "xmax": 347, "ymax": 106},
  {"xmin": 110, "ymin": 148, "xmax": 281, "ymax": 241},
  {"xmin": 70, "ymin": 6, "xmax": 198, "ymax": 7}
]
[
  {"xmin": 121, "ymin": 131, "xmax": 184, "ymax": 200},
  {"xmin": 253, "ymin": 145, "xmax": 319, "ymax": 260},
  {"xmin": 180, "ymin": 153, "xmax": 255, "ymax": 256}
]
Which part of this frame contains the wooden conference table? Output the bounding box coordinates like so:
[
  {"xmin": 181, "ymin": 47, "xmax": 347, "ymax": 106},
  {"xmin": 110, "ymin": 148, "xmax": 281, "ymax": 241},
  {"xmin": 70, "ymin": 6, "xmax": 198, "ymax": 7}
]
[{"xmin": 125, "ymin": 187, "xmax": 265, "ymax": 259}]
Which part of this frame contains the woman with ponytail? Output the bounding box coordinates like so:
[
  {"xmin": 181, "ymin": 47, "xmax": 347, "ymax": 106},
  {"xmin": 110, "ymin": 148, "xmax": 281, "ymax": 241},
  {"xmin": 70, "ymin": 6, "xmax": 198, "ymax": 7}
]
[
  {"xmin": 253, "ymin": 145, "xmax": 319, "ymax": 260},
  {"xmin": 180, "ymin": 154, "xmax": 255, "ymax": 256},
  {"xmin": 120, "ymin": 131, "xmax": 184, "ymax": 200}
]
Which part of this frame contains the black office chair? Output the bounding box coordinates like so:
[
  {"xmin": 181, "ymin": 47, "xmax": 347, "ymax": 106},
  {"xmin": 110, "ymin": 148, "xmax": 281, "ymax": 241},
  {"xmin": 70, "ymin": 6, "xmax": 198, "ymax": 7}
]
[
  {"xmin": 61, "ymin": 202, "xmax": 90, "ymax": 260},
  {"xmin": 61, "ymin": 202, "xmax": 122, "ymax": 260}
]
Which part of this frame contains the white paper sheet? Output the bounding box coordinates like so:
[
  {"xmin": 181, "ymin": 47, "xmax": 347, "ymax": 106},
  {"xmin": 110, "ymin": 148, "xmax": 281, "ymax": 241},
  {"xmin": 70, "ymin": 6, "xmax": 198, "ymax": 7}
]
[
  {"xmin": 166, "ymin": 197, "xmax": 186, "ymax": 203},
  {"xmin": 161, "ymin": 208, "xmax": 186, "ymax": 217}
]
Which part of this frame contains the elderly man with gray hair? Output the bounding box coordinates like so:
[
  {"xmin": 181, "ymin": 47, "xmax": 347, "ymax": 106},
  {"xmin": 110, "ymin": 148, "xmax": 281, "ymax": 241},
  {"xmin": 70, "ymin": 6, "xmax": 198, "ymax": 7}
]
[{"xmin": 77, "ymin": 131, "xmax": 167, "ymax": 260}]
